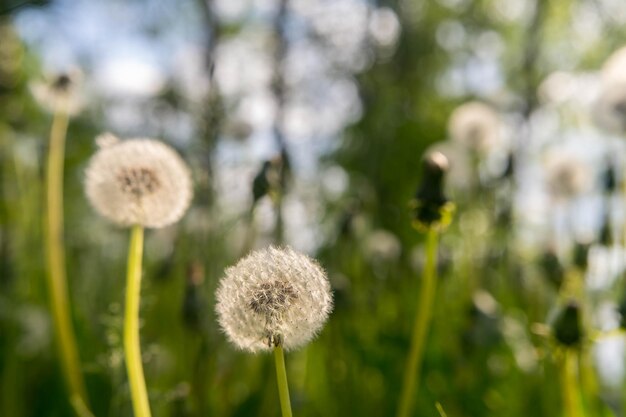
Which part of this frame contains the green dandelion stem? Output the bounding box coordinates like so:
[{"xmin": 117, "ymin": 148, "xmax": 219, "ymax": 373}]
[
  {"xmin": 274, "ymin": 344, "xmax": 293, "ymax": 417},
  {"xmin": 124, "ymin": 225, "xmax": 152, "ymax": 417},
  {"xmin": 560, "ymin": 349, "xmax": 584, "ymax": 417},
  {"xmin": 44, "ymin": 108, "xmax": 91, "ymax": 415},
  {"xmin": 397, "ymin": 227, "xmax": 439, "ymax": 417}
]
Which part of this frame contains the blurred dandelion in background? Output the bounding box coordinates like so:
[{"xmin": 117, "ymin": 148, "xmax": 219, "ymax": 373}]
[
  {"xmin": 448, "ymin": 101, "xmax": 501, "ymax": 155},
  {"xmin": 30, "ymin": 69, "xmax": 84, "ymax": 116}
]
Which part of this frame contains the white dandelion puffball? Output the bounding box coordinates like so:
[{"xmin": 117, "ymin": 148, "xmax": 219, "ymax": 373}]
[
  {"xmin": 30, "ymin": 70, "xmax": 84, "ymax": 116},
  {"xmin": 85, "ymin": 135, "xmax": 193, "ymax": 228},
  {"xmin": 216, "ymin": 246, "xmax": 333, "ymax": 353},
  {"xmin": 544, "ymin": 152, "xmax": 591, "ymax": 200},
  {"xmin": 448, "ymin": 101, "xmax": 500, "ymax": 153}
]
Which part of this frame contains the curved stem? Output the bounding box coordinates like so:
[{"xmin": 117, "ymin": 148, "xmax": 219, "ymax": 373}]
[
  {"xmin": 273, "ymin": 344, "xmax": 293, "ymax": 417},
  {"xmin": 560, "ymin": 349, "xmax": 584, "ymax": 417},
  {"xmin": 44, "ymin": 109, "xmax": 91, "ymax": 415},
  {"xmin": 397, "ymin": 228, "xmax": 439, "ymax": 417},
  {"xmin": 124, "ymin": 225, "xmax": 152, "ymax": 417}
]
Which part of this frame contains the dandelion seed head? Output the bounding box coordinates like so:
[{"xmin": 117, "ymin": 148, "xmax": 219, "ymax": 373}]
[
  {"xmin": 215, "ymin": 246, "xmax": 333, "ymax": 353},
  {"xmin": 30, "ymin": 69, "xmax": 84, "ymax": 116},
  {"xmin": 85, "ymin": 135, "xmax": 193, "ymax": 228},
  {"xmin": 544, "ymin": 152, "xmax": 591, "ymax": 200},
  {"xmin": 448, "ymin": 101, "xmax": 500, "ymax": 153}
]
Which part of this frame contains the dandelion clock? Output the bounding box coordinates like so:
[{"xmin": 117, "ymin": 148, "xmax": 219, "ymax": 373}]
[
  {"xmin": 85, "ymin": 133, "xmax": 193, "ymax": 417},
  {"xmin": 216, "ymin": 246, "xmax": 333, "ymax": 417}
]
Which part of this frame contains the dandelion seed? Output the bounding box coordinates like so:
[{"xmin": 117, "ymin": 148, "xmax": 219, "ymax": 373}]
[
  {"xmin": 85, "ymin": 134, "xmax": 193, "ymax": 228},
  {"xmin": 31, "ymin": 69, "xmax": 84, "ymax": 116},
  {"xmin": 215, "ymin": 246, "xmax": 333, "ymax": 352},
  {"xmin": 448, "ymin": 101, "xmax": 500, "ymax": 153}
]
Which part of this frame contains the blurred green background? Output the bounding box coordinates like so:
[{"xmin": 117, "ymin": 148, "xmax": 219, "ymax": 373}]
[{"xmin": 1, "ymin": 0, "xmax": 626, "ymax": 416}]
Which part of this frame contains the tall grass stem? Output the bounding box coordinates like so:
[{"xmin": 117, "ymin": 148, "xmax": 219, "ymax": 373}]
[
  {"xmin": 124, "ymin": 225, "xmax": 152, "ymax": 417},
  {"xmin": 397, "ymin": 228, "xmax": 439, "ymax": 417},
  {"xmin": 44, "ymin": 108, "xmax": 91, "ymax": 415}
]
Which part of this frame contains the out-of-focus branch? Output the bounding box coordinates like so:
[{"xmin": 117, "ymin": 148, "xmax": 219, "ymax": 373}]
[
  {"xmin": 513, "ymin": 0, "xmax": 549, "ymax": 191},
  {"xmin": 520, "ymin": 0, "xmax": 549, "ymax": 120},
  {"xmin": 195, "ymin": 0, "xmax": 224, "ymax": 207},
  {"xmin": 271, "ymin": 0, "xmax": 292, "ymax": 244}
]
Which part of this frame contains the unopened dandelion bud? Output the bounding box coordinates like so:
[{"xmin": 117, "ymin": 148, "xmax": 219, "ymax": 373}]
[
  {"xmin": 411, "ymin": 152, "xmax": 454, "ymax": 231},
  {"xmin": 553, "ymin": 301, "xmax": 583, "ymax": 347},
  {"xmin": 215, "ymin": 246, "xmax": 333, "ymax": 352},
  {"xmin": 416, "ymin": 152, "xmax": 448, "ymax": 205},
  {"xmin": 539, "ymin": 249, "xmax": 564, "ymax": 289},
  {"xmin": 85, "ymin": 135, "xmax": 193, "ymax": 228},
  {"xmin": 599, "ymin": 212, "xmax": 613, "ymax": 246},
  {"xmin": 572, "ymin": 240, "xmax": 591, "ymax": 271},
  {"xmin": 601, "ymin": 160, "xmax": 617, "ymax": 194},
  {"xmin": 252, "ymin": 160, "xmax": 273, "ymax": 204},
  {"xmin": 618, "ymin": 297, "xmax": 626, "ymax": 330}
]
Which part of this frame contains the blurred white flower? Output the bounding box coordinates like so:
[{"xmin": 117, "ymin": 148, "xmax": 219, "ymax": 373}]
[
  {"xmin": 538, "ymin": 71, "xmax": 578, "ymax": 105},
  {"xmin": 593, "ymin": 83, "xmax": 626, "ymax": 135},
  {"xmin": 85, "ymin": 134, "xmax": 193, "ymax": 228},
  {"xmin": 544, "ymin": 152, "xmax": 591, "ymax": 200},
  {"xmin": 369, "ymin": 7, "xmax": 401, "ymax": 48},
  {"xmin": 448, "ymin": 101, "xmax": 500, "ymax": 153},
  {"xmin": 601, "ymin": 45, "xmax": 626, "ymax": 85},
  {"xmin": 30, "ymin": 69, "xmax": 84, "ymax": 116},
  {"xmin": 364, "ymin": 229, "xmax": 401, "ymax": 261},
  {"xmin": 215, "ymin": 246, "xmax": 333, "ymax": 352}
]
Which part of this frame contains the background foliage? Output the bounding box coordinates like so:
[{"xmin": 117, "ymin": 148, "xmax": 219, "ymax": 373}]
[{"xmin": 1, "ymin": 0, "xmax": 626, "ymax": 416}]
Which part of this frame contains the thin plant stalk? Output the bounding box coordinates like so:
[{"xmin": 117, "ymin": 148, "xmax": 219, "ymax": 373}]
[
  {"xmin": 124, "ymin": 225, "xmax": 152, "ymax": 417},
  {"xmin": 560, "ymin": 349, "xmax": 584, "ymax": 417},
  {"xmin": 44, "ymin": 106, "xmax": 91, "ymax": 415},
  {"xmin": 397, "ymin": 228, "xmax": 439, "ymax": 417},
  {"xmin": 273, "ymin": 344, "xmax": 293, "ymax": 417}
]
